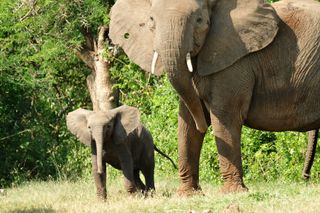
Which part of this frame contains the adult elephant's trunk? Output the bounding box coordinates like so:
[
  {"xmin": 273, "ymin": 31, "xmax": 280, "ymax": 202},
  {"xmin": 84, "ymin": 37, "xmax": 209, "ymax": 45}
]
[
  {"xmin": 155, "ymin": 18, "xmax": 208, "ymax": 133},
  {"xmin": 302, "ymin": 129, "xmax": 319, "ymax": 179}
]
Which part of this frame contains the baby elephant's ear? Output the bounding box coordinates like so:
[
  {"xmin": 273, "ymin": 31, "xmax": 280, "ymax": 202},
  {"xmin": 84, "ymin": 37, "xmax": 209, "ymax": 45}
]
[
  {"xmin": 66, "ymin": 108, "xmax": 94, "ymax": 146},
  {"xmin": 111, "ymin": 105, "xmax": 140, "ymax": 144}
]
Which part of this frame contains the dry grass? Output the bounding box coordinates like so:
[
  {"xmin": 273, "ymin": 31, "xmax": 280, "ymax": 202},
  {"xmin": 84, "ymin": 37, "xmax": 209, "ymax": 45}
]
[{"xmin": 1, "ymin": 177, "xmax": 320, "ymax": 213}]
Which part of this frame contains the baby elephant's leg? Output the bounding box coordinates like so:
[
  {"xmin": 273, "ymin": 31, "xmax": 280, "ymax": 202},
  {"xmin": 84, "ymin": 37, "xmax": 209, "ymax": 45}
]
[
  {"xmin": 91, "ymin": 155, "xmax": 107, "ymax": 200},
  {"xmin": 142, "ymin": 163, "xmax": 155, "ymax": 191},
  {"xmin": 117, "ymin": 145, "xmax": 137, "ymax": 193},
  {"xmin": 134, "ymin": 170, "xmax": 146, "ymax": 191}
]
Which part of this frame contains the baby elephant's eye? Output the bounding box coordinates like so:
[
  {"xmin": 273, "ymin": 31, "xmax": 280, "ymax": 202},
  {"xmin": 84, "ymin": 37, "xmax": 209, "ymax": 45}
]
[
  {"xmin": 150, "ymin": 16, "xmax": 154, "ymax": 21},
  {"xmin": 196, "ymin": 17, "xmax": 203, "ymax": 23}
]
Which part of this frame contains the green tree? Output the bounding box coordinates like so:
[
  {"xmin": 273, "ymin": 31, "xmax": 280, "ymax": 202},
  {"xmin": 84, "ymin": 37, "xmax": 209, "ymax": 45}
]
[{"xmin": 0, "ymin": 0, "xmax": 107, "ymax": 186}]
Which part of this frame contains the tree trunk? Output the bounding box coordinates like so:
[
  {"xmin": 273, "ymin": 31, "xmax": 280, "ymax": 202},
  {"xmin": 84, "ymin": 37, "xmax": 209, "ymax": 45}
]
[{"xmin": 76, "ymin": 26, "xmax": 118, "ymax": 111}]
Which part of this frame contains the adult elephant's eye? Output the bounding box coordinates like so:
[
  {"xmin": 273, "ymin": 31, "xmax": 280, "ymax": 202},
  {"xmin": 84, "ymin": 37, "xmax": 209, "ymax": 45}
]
[
  {"xmin": 196, "ymin": 17, "xmax": 203, "ymax": 23},
  {"xmin": 148, "ymin": 16, "xmax": 156, "ymax": 31}
]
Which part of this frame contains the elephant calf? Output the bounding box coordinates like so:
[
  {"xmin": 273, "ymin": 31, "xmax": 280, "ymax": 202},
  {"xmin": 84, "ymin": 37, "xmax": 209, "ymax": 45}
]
[{"xmin": 66, "ymin": 105, "xmax": 167, "ymax": 200}]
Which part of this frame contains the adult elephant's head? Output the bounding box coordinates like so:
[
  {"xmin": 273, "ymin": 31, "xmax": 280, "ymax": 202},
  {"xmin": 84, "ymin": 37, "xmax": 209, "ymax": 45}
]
[
  {"xmin": 109, "ymin": 0, "xmax": 279, "ymax": 76},
  {"xmin": 66, "ymin": 106, "xmax": 140, "ymax": 174}
]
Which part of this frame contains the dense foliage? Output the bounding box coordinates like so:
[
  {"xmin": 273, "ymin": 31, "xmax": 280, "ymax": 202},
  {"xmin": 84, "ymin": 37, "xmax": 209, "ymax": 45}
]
[{"xmin": 0, "ymin": 0, "xmax": 319, "ymax": 188}]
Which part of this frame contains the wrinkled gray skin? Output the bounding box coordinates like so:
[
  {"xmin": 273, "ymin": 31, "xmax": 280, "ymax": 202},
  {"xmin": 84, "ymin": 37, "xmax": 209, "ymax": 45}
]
[
  {"xmin": 66, "ymin": 105, "xmax": 155, "ymax": 200},
  {"xmin": 109, "ymin": 0, "xmax": 320, "ymax": 194},
  {"xmin": 303, "ymin": 130, "xmax": 319, "ymax": 179}
]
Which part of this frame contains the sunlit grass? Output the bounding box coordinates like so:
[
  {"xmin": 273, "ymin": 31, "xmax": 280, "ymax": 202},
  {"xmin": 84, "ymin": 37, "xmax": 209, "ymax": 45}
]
[{"xmin": 1, "ymin": 177, "xmax": 320, "ymax": 213}]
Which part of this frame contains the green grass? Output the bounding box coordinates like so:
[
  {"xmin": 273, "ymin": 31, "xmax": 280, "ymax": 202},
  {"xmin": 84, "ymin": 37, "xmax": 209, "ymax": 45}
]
[{"xmin": 1, "ymin": 176, "xmax": 320, "ymax": 213}]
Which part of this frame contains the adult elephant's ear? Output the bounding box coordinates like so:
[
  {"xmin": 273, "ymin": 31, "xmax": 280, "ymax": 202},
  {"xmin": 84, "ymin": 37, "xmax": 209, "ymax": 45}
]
[
  {"xmin": 109, "ymin": 0, "xmax": 165, "ymax": 76},
  {"xmin": 66, "ymin": 108, "xmax": 93, "ymax": 146},
  {"xmin": 111, "ymin": 105, "xmax": 140, "ymax": 144},
  {"xmin": 198, "ymin": 0, "xmax": 279, "ymax": 76}
]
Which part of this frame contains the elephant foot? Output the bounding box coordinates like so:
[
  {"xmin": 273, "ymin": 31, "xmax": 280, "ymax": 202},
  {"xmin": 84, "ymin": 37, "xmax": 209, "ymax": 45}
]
[
  {"xmin": 127, "ymin": 187, "xmax": 137, "ymax": 194},
  {"xmin": 142, "ymin": 189, "xmax": 155, "ymax": 198},
  {"xmin": 302, "ymin": 172, "xmax": 311, "ymax": 180},
  {"xmin": 177, "ymin": 184, "xmax": 204, "ymax": 197},
  {"xmin": 124, "ymin": 180, "xmax": 137, "ymax": 194},
  {"xmin": 96, "ymin": 193, "xmax": 107, "ymax": 202},
  {"xmin": 97, "ymin": 196, "xmax": 106, "ymax": 202},
  {"xmin": 95, "ymin": 188, "xmax": 107, "ymax": 201},
  {"xmin": 219, "ymin": 181, "xmax": 248, "ymax": 194},
  {"xmin": 135, "ymin": 183, "xmax": 146, "ymax": 192}
]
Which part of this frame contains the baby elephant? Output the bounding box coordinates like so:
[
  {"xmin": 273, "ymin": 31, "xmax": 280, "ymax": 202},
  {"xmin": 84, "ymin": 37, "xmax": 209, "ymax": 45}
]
[{"xmin": 66, "ymin": 105, "xmax": 165, "ymax": 200}]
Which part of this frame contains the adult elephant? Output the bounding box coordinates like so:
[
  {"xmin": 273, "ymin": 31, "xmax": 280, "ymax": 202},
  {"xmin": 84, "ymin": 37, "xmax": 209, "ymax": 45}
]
[{"xmin": 109, "ymin": 0, "xmax": 320, "ymax": 194}]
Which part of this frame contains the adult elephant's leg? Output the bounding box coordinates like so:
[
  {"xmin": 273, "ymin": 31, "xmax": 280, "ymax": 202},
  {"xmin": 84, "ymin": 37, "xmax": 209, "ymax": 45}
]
[
  {"xmin": 211, "ymin": 111, "xmax": 248, "ymax": 193},
  {"xmin": 177, "ymin": 99, "xmax": 209, "ymax": 195},
  {"xmin": 302, "ymin": 129, "xmax": 319, "ymax": 179},
  {"xmin": 91, "ymin": 154, "xmax": 107, "ymax": 200}
]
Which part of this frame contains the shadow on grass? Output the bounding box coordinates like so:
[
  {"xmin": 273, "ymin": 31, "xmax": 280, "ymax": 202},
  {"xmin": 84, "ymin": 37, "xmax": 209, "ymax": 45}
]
[{"xmin": 10, "ymin": 208, "xmax": 55, "ymax": 213}]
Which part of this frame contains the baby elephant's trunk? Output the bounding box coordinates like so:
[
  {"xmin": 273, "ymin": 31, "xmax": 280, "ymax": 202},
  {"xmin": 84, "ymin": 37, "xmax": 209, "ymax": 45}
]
[{"xmin": 95, "ymin": 133, "xmax": 104, "ymax": 174}]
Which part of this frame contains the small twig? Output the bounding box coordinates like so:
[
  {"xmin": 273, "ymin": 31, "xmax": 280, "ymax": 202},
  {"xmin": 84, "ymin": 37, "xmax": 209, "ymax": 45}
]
[
  {"xmin": 14, "ymin": 2, "xmax": 24, "ymax": 12},
  {"xmin": 0, "ymin": 129, "xmax": 32, "ymax": 141},
  {"xmin": 19, "ymin": 0, "xmax": 38, "ymax": 22},
  {"xmin": 112, "ymin": 57, "xmax": 127, "ymax": 65}
]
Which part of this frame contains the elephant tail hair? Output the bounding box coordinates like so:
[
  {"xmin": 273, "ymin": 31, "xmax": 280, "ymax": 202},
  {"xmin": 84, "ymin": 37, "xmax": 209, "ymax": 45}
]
[{"xmin": 154, "ymin": 145, "xmax": 177, "ymax": 169}]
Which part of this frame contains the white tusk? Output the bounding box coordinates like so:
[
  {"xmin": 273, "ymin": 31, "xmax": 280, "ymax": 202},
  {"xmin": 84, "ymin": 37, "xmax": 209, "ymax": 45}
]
[
  {"xmin": 186, "ymin": 52, "xmax": 193, "ymax": 72},
  {"xmin": 151, "ymin": 51, "xmax": 159, "ymax": 74}
]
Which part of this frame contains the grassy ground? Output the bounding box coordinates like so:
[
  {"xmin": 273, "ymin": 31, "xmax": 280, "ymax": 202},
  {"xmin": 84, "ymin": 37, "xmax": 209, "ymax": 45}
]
[{"xmin": 1, "ymin": 177, "xmax": 320, "ymax": 213}]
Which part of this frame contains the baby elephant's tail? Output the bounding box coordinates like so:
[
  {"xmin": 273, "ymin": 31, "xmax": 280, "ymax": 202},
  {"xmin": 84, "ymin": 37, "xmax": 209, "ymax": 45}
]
[{"xmin": 154, "ymin": 145, "xmax": 177, "ymax": 169}]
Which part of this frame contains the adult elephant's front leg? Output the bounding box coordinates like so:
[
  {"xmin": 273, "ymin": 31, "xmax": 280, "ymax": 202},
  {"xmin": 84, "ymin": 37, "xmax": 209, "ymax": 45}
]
[
  {"xmin": 177, "ymin": 100, "xmax": 208, "ymax": 196},
  {"xmin": 211, "ymin": 111, "xmax": 248, "ymax": 193},
  {"xmin": 91, "ymin": 154, "xmax": 107, "ymax": 200}
]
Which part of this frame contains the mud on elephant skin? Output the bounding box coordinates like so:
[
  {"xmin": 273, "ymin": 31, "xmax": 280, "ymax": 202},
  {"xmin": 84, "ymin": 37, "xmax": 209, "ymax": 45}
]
[
  {"xmin": 66, "ymin": 105, "xmax": 174, "ymax": 200},
  {"xmin": 109, "ymin": 0, "xmax": 320, "ymax": 195}
]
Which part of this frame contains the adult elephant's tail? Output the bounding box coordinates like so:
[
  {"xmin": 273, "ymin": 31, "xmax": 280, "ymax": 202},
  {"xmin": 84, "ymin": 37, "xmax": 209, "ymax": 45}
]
[{"xmin": 302, "ymin": 129, "xmax": 319, "ymax": 179}]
